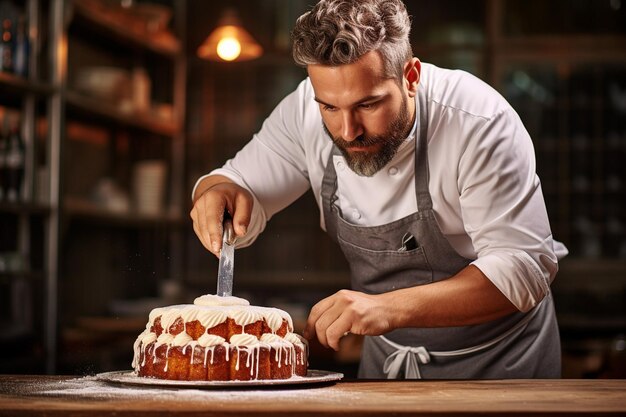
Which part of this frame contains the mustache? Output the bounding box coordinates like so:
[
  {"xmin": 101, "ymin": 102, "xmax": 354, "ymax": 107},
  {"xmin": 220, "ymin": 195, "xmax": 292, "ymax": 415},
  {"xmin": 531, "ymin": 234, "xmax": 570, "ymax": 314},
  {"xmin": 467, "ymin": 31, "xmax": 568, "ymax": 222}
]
[{"xmin": 322, "ymin": 124, "xmax": 382, "ymax": 148}]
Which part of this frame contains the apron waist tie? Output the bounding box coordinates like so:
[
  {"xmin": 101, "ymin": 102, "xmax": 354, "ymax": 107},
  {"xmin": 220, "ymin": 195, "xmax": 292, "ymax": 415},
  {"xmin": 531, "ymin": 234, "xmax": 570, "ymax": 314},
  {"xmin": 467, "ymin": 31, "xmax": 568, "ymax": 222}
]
[
  {"xmin": 380, "ymin": 298, "xmax": 544, "ymax": 379},
  {"xmin": 382, "ymin": 343, "xmax": 430, "ymax": 379}
]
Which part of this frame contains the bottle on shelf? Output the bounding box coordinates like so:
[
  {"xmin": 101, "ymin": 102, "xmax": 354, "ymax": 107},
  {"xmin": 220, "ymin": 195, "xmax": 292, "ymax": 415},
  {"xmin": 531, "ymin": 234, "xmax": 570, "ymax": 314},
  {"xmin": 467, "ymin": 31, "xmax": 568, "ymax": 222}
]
[
  {"xmin": 4, "ymin": 115, "xmax": 24, "ymax": 202},
  {"xmin": 0, "ymin": 17, "xmax": 13, "ymax": 73},
  {"xmin": 0, "ymin": 115, "xmax": 7, "ymax": 201},
  {"xmin": 12, "ymin": 15, "xmax": 27, "ymax": 77}
]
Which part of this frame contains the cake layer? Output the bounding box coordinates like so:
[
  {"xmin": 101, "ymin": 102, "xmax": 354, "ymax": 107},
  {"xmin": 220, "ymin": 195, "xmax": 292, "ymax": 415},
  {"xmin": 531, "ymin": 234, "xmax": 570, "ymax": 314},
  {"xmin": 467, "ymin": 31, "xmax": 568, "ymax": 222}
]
[
  {"xmin": 132, "ymin": 294, "xmax": 308, "ymax": 381},
  {"xmin": 134, "ymin": 332, "xmax": 308, "ymax": 381}
]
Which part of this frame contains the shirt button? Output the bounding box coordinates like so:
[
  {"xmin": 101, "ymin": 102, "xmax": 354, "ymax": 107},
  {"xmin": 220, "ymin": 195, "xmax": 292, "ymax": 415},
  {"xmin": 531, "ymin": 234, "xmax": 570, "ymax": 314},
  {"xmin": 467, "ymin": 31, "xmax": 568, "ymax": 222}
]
[
  {"xmin": 353, "ymin": 210, "xmax": 361, "ymax": 220},
  {"xmin": 337, "ymin": 161, "xmax": 345, "ymax": 171},
  {"xmin": 388, "ymin": 166, "xmax": 398, "ymax": 176}
]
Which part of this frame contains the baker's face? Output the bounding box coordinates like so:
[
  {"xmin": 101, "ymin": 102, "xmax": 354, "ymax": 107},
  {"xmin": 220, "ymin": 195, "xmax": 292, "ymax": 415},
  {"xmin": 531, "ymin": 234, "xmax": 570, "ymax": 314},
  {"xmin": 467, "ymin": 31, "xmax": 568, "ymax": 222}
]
[{"xmin": 308, "ymin": 51, "xmax": 420, "ymax": 176}]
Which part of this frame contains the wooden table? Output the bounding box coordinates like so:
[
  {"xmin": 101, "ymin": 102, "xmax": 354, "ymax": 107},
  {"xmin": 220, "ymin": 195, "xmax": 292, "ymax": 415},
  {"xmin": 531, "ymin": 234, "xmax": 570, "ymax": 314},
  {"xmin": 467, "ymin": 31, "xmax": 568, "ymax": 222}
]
[{"xmin": 1, "ymin": 375, "xmax": 625, "ymax": 416}]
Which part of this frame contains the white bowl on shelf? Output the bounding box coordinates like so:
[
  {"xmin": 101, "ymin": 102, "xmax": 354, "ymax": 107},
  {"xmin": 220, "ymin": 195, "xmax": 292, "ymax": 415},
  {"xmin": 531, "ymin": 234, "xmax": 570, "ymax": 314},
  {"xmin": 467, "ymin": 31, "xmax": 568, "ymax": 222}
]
[{"xmin": 74, "ymin": 66, "xmax": 131, "ymax": 102}]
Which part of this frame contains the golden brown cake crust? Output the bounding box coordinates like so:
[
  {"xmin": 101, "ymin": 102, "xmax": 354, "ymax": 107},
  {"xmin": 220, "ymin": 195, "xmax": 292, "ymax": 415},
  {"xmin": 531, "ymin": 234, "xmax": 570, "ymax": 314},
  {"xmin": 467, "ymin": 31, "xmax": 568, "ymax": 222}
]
[{"xmin": 132, "ymin": 295, "xmax": 308, "ymax": 381}]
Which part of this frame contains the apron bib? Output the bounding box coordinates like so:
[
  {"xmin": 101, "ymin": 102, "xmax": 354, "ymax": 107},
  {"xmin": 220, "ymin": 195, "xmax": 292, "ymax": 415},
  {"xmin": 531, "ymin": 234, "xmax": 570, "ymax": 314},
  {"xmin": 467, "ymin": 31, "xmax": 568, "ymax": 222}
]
[{"xmin": 320, "ymin": 88, "xmax": 561, "ymax": 379}]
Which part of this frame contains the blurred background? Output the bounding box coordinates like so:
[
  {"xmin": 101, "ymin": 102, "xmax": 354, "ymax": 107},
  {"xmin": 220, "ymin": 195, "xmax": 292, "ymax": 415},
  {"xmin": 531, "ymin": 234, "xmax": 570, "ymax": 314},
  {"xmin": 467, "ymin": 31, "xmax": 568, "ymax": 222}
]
[{"xmin": 0, "ymin": 0, "xmax": 624, "ymax": 379}]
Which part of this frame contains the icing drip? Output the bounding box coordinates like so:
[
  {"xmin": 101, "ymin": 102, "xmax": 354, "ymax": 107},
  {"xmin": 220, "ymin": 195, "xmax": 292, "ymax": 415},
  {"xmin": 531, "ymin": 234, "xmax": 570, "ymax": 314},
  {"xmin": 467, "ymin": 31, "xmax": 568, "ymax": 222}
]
[
  {"xmin": 285, "ymin": 333, "xmax": 308, "ymax": 367},
  {"xmin": 284, "ymin": 332, "xmax": 305, "ymax": 348},
  {"xmin": 133, "ymin": 331, "xmax": 157, "ymax": 370},
  {"xmin": 194, "ymin": 335, "xmax": 229, "ymax": 368},
  {"xmin": 231, "ymin": 334, "xmax": 263, "ymax": 377},
  {"xmin": 260, "ymin": 334, "xmax": 292, "ymax": 368},
  {"xmin": 164, "ymin": 345, "xmax": 171, "ymax": 371}
]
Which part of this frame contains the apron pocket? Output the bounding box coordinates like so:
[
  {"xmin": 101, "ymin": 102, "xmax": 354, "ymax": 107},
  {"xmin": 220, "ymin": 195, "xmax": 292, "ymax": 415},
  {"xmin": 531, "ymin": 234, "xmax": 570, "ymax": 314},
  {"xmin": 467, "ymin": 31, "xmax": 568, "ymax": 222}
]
[{"xmin": 337, "ymin": 235, "xmax": 434, "ymax": 292}]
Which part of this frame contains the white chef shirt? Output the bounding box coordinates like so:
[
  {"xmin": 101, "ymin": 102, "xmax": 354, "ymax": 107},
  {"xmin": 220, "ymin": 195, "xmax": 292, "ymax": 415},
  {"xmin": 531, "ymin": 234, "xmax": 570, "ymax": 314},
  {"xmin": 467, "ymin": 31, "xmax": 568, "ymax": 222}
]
[{"xmin": 194, "ymin": 63, "xmax": 568, "ymax": 312}]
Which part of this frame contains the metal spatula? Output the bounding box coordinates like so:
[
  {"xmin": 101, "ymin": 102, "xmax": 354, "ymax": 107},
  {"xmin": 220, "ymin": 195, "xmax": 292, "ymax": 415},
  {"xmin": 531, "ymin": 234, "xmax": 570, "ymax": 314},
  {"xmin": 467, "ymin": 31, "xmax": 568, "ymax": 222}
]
[{"xmin": 216, "ymin": 216, "xmax": 236, "ymax": 297}]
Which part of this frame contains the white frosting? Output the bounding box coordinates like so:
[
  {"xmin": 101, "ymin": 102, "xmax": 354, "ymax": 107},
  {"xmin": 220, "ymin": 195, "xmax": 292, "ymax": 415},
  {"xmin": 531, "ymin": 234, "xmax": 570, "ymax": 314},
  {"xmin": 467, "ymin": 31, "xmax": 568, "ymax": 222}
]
[
  {"xmin": 259, "ymin": 333, "xmax": 290, "ymax": 345},
  {"xmin": 155, "ymin": 332, "xmax": 174, "ymax": 347},
  {"xmin": 159, "ymin": 307, "xmax": 184, "ymax": 331},
  {"xmin": 140, "ymin": 331, "xmax": 157, "ymax": 346},
  {"xmin": 284, "ymin": 332, "xmax": 305, "ymax": 348},
  {"xmin": 144, "ymin": 296, "xmax": 294, "ymax": 335},
  {"xmin": 230, "ymin": 333, "xmax": 260, "ymax": 346},
  {"xmin": 194, "ymin": 309, "xmax": 228, "ymax": 329},
  {"xmin": 172, "ymin": 332, "xmax": 193, "ymax": 347},
  {"xmin": 229, "ymin": 308, "xmax": 262, "ymax": 326},
  {"xmin": 194, "ymin": 294, "xmax": 250, "ymax": 307},
  {"xmin": 261, "ymin": 309, "xmax": 285, "ymax": 332},
  {"xmin": 197, "ymin": 334, "xmax": 226, "ymax": 347}
]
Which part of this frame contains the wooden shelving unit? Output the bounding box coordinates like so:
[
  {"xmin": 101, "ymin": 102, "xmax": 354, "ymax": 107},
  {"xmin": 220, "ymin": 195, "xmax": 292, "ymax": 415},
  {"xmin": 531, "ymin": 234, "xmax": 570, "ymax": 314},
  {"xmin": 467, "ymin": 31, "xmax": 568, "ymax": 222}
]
[
  {"xmin": 54, "ymin": 0, "xmax": 187, "ymax": 375},
  {"xmin": 64, "ymin": 197, "xmax": 184, "ymax": 228},
  {"xmin": 64, "ymin": 91, "xmax": 178, "ymax": 137},
  {"xmin": 0, "ymin": 72, "xmax": 54, "ymax": 96},
  {"xmin": 0, "ymin": 0, "xmax": 187, "ymax": 375}
]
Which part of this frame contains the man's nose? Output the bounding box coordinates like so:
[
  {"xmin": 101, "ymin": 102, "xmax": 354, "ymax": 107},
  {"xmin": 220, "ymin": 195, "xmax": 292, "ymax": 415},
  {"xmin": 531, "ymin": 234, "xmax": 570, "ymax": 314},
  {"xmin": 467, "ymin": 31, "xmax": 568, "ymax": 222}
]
[{"xmin": 341, "ymin": 111, "xmax": 363, "ymax": 142}]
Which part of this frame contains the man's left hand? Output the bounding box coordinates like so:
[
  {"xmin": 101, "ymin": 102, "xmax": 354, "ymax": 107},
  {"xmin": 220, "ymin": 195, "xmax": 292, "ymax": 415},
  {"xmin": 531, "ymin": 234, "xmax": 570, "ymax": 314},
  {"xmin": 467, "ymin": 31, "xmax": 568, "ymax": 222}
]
[{"xmin": 303, "ymin": 289, "xmax": 394, "ymax": 351}]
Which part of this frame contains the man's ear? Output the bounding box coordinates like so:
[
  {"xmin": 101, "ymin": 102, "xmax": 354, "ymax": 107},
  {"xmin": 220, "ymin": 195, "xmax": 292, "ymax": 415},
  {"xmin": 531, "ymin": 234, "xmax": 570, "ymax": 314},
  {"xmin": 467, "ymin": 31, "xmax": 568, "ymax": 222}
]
[{"xmin": 404, "ymin": 58, "xmax": 421, "ymax": 97}]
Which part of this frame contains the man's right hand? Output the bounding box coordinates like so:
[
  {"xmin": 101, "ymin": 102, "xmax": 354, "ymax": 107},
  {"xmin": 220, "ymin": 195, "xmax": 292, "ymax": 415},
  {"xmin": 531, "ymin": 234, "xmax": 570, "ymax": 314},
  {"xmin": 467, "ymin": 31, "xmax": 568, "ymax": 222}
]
[{"xmin": 190, "ymin": 175, "xmax": 253, "ymax": 257}]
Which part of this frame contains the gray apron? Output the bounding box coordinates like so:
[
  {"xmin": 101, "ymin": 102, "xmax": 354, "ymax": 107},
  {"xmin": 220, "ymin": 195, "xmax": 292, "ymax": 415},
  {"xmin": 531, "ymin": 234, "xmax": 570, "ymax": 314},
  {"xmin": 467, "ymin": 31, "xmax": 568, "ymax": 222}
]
[{"xmin": 320, "ymin": 88, "xmax": 561, "ymax": 379}]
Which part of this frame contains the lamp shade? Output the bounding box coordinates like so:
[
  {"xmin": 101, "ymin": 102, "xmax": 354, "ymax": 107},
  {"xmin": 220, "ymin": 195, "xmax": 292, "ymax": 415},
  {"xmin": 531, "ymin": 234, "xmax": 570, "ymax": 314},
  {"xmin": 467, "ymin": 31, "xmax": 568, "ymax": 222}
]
[{"xmin": 197, "ymin": 8, "xmax": 263, "ymax": 62}]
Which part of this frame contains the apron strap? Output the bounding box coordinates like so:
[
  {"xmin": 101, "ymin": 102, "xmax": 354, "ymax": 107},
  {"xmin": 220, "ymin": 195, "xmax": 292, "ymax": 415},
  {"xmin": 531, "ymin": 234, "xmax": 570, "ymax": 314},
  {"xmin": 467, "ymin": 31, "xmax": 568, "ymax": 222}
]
[
  {"xmin": 379, "ymin": 297, "xmax": 544, "ymax": 379},
  {"xmin": 321, "ymin": 146, "xmax": 343, "ymax": 241},
  {"xmin": 414, "ymin": 87, "xmax": 433, "ymax": 212}
]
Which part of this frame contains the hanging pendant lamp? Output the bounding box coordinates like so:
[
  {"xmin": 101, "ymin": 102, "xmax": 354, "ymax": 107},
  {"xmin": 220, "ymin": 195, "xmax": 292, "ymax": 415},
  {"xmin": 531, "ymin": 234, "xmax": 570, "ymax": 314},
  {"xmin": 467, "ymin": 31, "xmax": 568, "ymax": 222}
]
[{"xmin": 197, "ymin": 8, "xmax": 263, "ymax": 62}]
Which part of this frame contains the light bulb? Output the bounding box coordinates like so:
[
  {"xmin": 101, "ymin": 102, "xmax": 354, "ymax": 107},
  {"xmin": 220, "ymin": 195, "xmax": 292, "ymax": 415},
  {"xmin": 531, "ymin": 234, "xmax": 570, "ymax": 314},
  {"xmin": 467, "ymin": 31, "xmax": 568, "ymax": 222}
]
[{"xmin": 217, "ymin": 37, "xmax": 241, "ymax": 61}]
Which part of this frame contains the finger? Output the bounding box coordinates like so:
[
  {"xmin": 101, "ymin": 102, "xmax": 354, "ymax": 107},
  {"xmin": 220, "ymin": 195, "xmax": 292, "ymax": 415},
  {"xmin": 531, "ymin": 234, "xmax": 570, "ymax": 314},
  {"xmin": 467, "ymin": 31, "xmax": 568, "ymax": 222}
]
[
  {"xmin": 191, "ymin": 217, "xmax": 212, "ymax": 253},
  {"xmin": 191, "ymin": 203, "xmax": 213, "ymax": 254},
  {"xmin": 232, "ymin": 191, "xmax": 252, "ymax": 237},
  {"xmin": 303, "ymin": 295, "xmax": 336, "ymax": 340},
  {"xmin": 203, "ymin": 194, "xmax": 227, "ymax": 254},
  {"xmin": 325, "ymin": 313, "xmax": 353, "ymax": 351},
  {"xmin": 313, "ymin": 303, "xmax": 344, "ymax": 348},
  {"xmin": 195, "ymin": 197, "xmax": 218, "ymax": 256}
]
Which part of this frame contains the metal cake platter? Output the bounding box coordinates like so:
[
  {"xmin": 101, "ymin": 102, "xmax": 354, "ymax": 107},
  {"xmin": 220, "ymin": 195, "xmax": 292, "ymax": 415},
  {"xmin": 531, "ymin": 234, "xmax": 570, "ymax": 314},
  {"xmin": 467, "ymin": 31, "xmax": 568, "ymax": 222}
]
[{"xmin": 96, "ymin": 370, "xmax": 344, "ymax": 388}]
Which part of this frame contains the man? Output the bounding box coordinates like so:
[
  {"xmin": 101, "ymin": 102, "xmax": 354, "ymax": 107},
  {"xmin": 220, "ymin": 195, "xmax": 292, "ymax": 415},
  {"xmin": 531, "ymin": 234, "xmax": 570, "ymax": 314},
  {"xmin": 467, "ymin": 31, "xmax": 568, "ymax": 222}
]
[{"xmin": 191, "ymin": 0, "xmax": 567, "ymax": 379}]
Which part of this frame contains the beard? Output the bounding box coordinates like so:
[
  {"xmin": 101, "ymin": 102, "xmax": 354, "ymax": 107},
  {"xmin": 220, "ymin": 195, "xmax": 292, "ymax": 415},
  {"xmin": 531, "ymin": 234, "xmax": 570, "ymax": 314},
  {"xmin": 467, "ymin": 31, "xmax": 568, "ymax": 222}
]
[{"xmin": 323, "ymin": 96, "xmax": 413, "ymax": 177}]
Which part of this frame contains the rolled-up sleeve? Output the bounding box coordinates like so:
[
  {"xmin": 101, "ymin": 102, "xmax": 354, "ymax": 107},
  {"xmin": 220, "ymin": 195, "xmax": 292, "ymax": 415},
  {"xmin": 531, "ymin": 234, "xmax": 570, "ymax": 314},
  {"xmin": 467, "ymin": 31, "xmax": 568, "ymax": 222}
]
[{"xmin": 458, "ymin": 108, "xmax": 565, "ymax": 312}]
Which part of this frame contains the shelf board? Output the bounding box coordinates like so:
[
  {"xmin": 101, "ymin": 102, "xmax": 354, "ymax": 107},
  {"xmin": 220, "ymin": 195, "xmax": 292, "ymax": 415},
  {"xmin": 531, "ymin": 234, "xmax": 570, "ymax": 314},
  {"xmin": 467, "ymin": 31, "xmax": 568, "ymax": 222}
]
[
  {"xmin": 0, "ymin": 270, "xmax": 44, "ymax": 283},
  {"xmin": 70, "ymin": 0, "xmax": 181, "ymax": 58},
  {"xmin": 0, "ymin": 72, "xmax": 55, "ymax": 96},
  {"xmin": 65, "ymin": 91, "xmax": 178, "ymax": 136},
  {"xmin": 64, "ymin": 197, "xmax": 184, "ymax": 228},
  {"xmin": 0, "ymin": 201, "xmax": 52, "ymax": 215}
]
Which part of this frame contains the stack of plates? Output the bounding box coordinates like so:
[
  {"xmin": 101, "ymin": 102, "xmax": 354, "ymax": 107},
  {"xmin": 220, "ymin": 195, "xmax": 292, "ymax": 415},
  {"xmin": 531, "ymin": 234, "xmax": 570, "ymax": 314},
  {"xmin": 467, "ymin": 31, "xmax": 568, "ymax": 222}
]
[{"xmin": 132, "ymin": 160, "xmax": 167, "ymax": 215}]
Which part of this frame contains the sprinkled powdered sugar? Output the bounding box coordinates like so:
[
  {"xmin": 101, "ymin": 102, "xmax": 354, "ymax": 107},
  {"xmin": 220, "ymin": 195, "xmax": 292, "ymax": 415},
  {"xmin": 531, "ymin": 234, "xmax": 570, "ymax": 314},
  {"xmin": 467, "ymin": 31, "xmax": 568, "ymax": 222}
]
[{"xmin": 6, "ymin": 375, "xmax": 359, "ymax": 404}]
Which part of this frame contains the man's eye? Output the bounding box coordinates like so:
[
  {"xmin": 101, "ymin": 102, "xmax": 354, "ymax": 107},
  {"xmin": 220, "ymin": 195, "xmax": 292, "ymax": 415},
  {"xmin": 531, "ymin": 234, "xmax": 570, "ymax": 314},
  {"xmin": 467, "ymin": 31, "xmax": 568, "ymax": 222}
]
[
  {"xmin": 323, "ymin": 105, "xmax": 337, "ymax": 112},
  {"xmin": 359, "ymin": 103, "xmax": 376, "ymax": 110}
]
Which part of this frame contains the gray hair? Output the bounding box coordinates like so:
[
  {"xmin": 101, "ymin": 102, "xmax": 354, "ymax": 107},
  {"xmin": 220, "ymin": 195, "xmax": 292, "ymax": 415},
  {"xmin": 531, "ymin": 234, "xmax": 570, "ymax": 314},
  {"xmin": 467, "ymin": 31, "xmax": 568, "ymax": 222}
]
[{"xmin": 292, "ymin": 0, "xmax": 413, "ymax": 81}]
